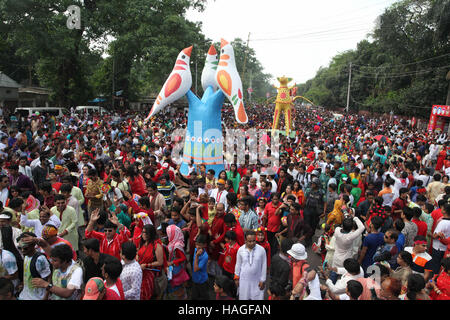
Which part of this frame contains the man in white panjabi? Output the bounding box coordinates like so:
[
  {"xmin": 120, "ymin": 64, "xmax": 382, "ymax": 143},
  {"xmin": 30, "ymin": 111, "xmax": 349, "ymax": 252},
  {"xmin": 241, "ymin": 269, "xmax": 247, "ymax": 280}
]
[{"xmin": 234, "ymin": 231, "xmax": 267, "ymax": 300}]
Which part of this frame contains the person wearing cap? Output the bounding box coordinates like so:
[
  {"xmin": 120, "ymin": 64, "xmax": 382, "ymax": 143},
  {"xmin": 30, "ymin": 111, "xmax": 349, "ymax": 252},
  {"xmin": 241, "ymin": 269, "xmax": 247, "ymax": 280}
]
[
  {"xmin": 83, "ymin": 277, "xmax": 106, "ymax": 300},
  {"xmin": 0, "ymin": 211, "xmax": 21, "ymax": 249},
  {"xmin": 350, "ymin": 178, "xmax": 362, "ymax": 208},
  {"xmin": 287, "ymin": 243, "xmax": 320, "ymax": 300},
  {"xmin": 234, "ymin": 230, "xmax": 267, "ymax": 300},
  {"xmin": 210, "ymin": 179, "xmax": 228, "ymax": 212}
]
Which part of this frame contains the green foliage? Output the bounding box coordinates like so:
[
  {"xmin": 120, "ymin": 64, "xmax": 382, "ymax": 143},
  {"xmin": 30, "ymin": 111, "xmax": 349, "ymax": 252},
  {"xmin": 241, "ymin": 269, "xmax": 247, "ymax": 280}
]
[
  {"xmin": 0, "ymin": 0, "xmax": 273, "ymax": 108},
  {"xmin": 298, "ymin": 0, "xmax": 450, "ymax": 117}
]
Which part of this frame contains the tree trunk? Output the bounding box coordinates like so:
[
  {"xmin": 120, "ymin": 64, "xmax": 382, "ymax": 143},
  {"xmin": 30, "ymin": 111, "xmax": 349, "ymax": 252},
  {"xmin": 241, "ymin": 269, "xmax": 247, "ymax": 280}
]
[{"xmin": 446, "ymin": 70, "xmax": 450, "ymax": 105}]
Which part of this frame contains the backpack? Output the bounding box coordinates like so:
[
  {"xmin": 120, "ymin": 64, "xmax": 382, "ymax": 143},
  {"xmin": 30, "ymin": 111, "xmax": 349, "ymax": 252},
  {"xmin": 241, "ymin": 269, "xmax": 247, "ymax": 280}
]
[{"xmin": 30, "ymin": 252, "xmax": 53, "ymax": 279}]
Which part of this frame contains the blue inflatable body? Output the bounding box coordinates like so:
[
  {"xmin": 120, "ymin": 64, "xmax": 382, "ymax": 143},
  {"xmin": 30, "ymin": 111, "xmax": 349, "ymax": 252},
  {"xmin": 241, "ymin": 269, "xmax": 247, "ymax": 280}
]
[{"xmin": 179, "ymin": 86, "xmax": 225, "ymax": 177}]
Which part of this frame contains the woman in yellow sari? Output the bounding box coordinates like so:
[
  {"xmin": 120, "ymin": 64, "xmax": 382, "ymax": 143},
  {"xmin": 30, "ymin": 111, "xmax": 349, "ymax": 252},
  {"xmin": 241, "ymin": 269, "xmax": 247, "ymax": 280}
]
[{"xmin": 326, "ymin": 198, "xmax": 345, "ymax": 228}]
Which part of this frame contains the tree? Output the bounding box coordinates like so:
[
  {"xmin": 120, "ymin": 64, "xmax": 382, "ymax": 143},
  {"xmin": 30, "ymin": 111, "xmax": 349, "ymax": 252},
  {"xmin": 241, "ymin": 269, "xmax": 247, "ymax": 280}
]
[
  {"xmin": 0, "ymin": 0, "xmax": 209, "ymax": 107},
  {"xmin": 295, "ymin": 0, "xmax": 450, "ymax": 117}
]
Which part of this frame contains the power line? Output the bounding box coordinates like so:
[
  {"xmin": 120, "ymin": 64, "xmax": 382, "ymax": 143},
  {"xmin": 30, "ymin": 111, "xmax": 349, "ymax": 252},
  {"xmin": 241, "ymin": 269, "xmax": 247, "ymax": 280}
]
[
  {"xmin": 251, "ymin": 25, "xmax": 371, "ymax": 42},
  {"xmin": 249, "ymin": 0, "xmax": 394, "ymax": 38},
  {"xmin": 352, "ymin": 64, "xmax": 450, "ymax": 78},
  {"xmin": 352, "ymin": 53, "xmax": 450, "ymax": 69}
]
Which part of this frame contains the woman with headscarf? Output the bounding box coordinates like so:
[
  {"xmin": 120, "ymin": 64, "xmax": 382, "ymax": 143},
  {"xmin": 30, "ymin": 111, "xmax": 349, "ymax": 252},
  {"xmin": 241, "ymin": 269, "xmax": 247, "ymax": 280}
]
[
  {"xmin": 166, "ymin": 224, "xmax": 189, "ymax": 299},
  {"xmin": 326, "ymin": 198, "xmax": 345, "ymax": 229}
]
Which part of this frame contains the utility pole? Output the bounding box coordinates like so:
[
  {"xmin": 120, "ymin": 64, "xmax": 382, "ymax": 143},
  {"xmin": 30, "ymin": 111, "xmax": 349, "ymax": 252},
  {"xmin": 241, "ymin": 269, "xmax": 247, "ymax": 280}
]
[
  {"xmin": 346, "ymin": 62, "xmax": 352, "ymax": 113},
  {"xmin": 112, "ymin": 56, "xmax": 115, "ymax": 110},
  {"xmin": 242, "ymin": 32, "xmax": 251, "ymax": 81},
  {"xmin": 249, "ymin": 70, "xmax": 252, "ymax": 103}
]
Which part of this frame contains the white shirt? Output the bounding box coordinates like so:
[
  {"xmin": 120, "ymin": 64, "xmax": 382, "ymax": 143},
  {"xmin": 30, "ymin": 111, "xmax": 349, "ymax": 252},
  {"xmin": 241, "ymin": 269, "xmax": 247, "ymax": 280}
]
[
  {"xmin": 19, "ymin": 165, "xmax": 33, "ymax": 179},
  {"xmin": 325, "ymin": 266, "xmax": 364, "ymax": 294},
  {"xmin": 252, "ymin": 171, "xmax": 261, "ymax": 183},
  {"xmin": 332, "ymin": 217, "xmax": 365, "ymax": 268},
  {"xmin": 20, "ymin": 212, "xmax": 62, "ymax": 238},
  {"xmin": 120, "ymin": 260, "xmax": 143, "ymax": 300},
  {"xmin": 0, "ymin": 188, "xmax": 8, "ymax": 206},
  {"xmin": 19, "ymin": 254, "xmax": 52, "ymax": 300},
  {"xmin": 303, "ymin": 274, "xmax": 322, "ymax": 300},
  {"xmin": 50, "ymin": 261, "xmax": 83, "ymax": 300},
  {"xmin": 0, "ymin": 249, "xmax": 19, "ymax": 290},
  {"xmin": 234, "ymin": 244, "xmax": 267, "ymax": 300},
  {"xmin": 67, "ymin": 196, "xmax": 83, "ymax": 227},
  {"xmin": 433, "ymin": 219, "xmax": 450, "ymax": 251},
  {"xmin": 210, "ymin": 188, "xmax": 228, "ymax": 211},
  {"xmin": 288, "ymin": 168, "xmax": 299, "ymax": 180},
  {"xmin": 268, "ymin": 179, "xmax": 277, "ymax": 193}
]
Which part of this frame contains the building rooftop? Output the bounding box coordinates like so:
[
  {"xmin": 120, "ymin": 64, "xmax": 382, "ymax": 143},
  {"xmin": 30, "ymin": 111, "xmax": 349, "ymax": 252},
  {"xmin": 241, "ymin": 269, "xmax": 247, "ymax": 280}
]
[{"xmin": 0, "ymin": 72, "xmax": 21, "ymax": 88}]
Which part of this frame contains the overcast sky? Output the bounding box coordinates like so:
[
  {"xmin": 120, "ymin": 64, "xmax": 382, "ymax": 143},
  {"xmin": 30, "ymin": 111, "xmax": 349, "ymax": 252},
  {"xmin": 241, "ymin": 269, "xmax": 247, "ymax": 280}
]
[{"xmin": 186, "ymin": 0, "xmax": 398, "ymax": 85}]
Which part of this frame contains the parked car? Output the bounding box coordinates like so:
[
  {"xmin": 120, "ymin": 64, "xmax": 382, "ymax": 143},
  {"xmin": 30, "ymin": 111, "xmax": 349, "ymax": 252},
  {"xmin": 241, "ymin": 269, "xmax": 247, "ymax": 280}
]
[{"xmin": 15, "ymin": 107, "xmax": 68, "ymax": 119}]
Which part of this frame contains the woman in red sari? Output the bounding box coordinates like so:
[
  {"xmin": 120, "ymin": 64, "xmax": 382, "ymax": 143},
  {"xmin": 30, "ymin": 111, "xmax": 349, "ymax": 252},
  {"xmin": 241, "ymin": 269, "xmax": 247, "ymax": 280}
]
[
  {"xmin": 137, "ymin": 224, "xmax": 166, "ymax": 300},
  {"xmin": 435, "ymin": 146, "xmax": 447, "ymax": 172},
  {"xmin": 428, "ymin": 257, "xmax": 450, "ymax": 300},
  {"xmin": 256, "ymin": 228, "xmax": 271, "ymax": 268},
  {"xmin": 125, "ymin": 164, "xmax": 147, "ymax": 197}
]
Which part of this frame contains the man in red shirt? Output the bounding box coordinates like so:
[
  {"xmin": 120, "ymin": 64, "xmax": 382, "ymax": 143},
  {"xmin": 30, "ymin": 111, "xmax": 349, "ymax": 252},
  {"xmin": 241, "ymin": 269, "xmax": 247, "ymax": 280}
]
[
  {"xmin": 84, "ymin": 209, "xmax": 131, "ymax": 260},
  {"xmin": 210, "ymin": 203, "xmax": 226, "ymax": 268},
  {"xmin": 216, "ymin": 213, "xmax": 245, "ymax": 247},
  {"xmin": 264, "ymin": 193, "xmax": 282, "ymax": 258},
  {"xmin": 431, "ymin": 199, "xmax": 445, "ymax": 234},
  {"xmin": 411, "ymin": 207, "xmax": 428, "ymax": 237},
  {"xmin": 392, "ymin": 188, "xmax": 408, "ymax": 222},
  {"xmin": 153, "ymin": 162, "xmax": 175, "ymax": 182},
  {"xmin": 183, "ymin": 206, "xmax": 209, "ymax": 261}
]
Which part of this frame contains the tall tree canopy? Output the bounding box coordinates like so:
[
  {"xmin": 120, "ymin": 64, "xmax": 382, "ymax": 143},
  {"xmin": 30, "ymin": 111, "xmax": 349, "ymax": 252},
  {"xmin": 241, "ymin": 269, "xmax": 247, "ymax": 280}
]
[
  {"xmin": 298, "ymin": 0, "xmax": 450, "ymax": 117},
  {"xmin": 0, "ymin": 0, "xmax": 272, "ymax": 108}
]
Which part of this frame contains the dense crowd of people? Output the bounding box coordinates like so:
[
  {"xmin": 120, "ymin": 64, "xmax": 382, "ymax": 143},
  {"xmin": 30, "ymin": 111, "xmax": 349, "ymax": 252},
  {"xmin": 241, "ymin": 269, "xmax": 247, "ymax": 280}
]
[{"xmin": 0, "ymin": 102, "xmax": 449, "ymax": 301}]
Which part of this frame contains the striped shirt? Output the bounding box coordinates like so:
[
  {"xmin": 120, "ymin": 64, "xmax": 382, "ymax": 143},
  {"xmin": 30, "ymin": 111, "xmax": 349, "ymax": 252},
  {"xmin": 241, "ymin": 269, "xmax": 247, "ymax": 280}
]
[
  {"xmin": 404, "ymin": 247, "xmax": 433, "ymax": 275},
  {"xmin": 157, "ymin": 181, "xmax": 176, "ymax": 208}
]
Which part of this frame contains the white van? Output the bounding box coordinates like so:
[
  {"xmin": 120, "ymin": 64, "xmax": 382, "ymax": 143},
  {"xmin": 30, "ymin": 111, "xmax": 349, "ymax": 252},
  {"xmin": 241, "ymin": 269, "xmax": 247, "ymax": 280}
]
[
  {"xmin": 75, "ymin": 106, "xmax": 109, "ymax": 115},
  {"xmin": 15, "ymin": 107, "xmax": 68, "ymax": 119}
]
